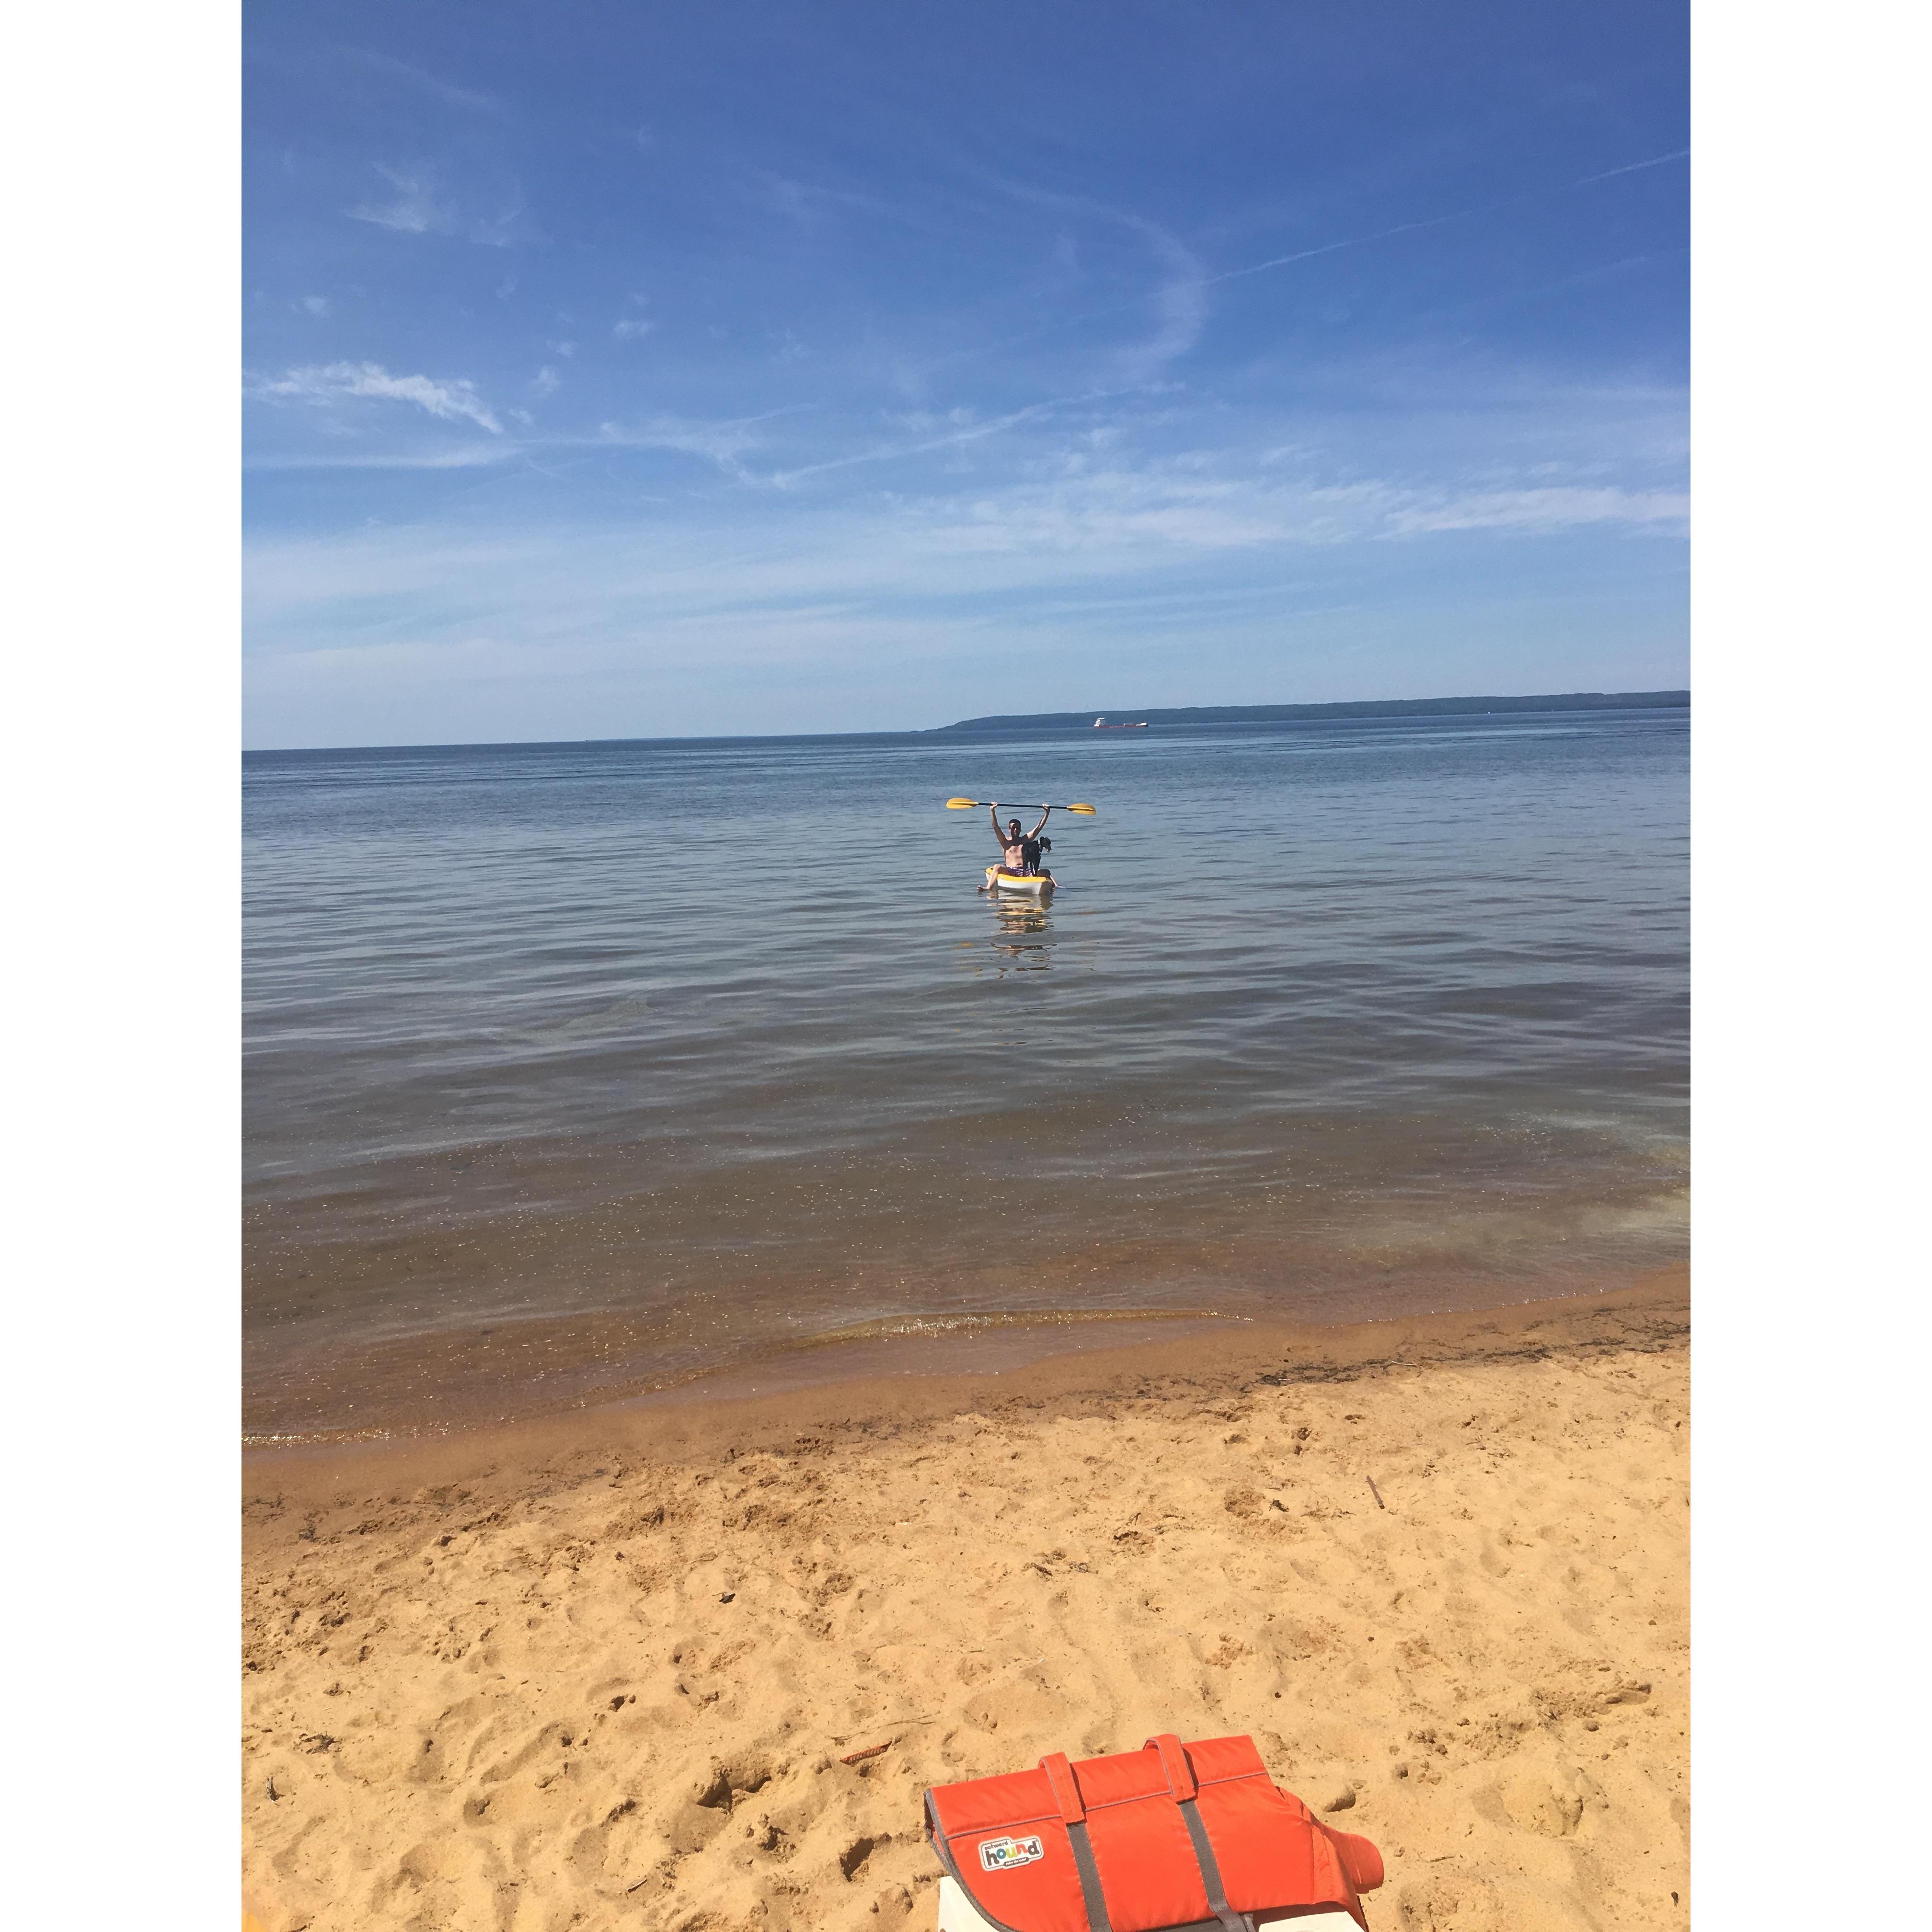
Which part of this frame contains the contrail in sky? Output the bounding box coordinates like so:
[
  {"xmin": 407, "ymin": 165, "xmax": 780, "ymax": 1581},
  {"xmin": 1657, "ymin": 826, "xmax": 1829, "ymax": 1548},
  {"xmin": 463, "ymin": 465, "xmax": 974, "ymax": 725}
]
[
  {"xmin": 1206, "ymin": 150, "xmax": 1690, "ymax": 289},
  {"xmin": 950, "ymin": 147, "xmax": 1691, "ymax": 365},
  {"xmin": 791, "ymin": 147, "xmax": 1692, "ymax": 478},
  {"xmin": 770, "ymin": 389, "xmax": 1128, "ymax": 485}
]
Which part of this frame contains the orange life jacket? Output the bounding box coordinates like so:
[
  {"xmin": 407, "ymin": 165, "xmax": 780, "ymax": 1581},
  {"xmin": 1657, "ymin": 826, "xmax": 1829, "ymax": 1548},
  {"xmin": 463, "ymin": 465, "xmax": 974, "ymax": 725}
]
[{"xmin": 924, "ymin": 1732, "xmax": 1383, "ymax": 1932}]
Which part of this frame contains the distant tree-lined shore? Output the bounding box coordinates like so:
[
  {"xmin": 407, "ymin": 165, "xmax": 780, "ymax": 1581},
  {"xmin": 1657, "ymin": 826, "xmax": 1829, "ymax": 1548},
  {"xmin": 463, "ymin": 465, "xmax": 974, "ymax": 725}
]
[{"xmin": 932, "ymin": 691, "xmax": 1690, "ymax": 732}]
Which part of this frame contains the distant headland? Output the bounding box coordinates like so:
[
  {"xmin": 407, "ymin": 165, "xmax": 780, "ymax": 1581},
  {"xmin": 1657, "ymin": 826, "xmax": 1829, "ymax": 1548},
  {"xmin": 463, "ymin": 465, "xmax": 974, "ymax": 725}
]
[{"xmin": 930, "ymin": 690, "xmax": 1689, "ymax": 732}]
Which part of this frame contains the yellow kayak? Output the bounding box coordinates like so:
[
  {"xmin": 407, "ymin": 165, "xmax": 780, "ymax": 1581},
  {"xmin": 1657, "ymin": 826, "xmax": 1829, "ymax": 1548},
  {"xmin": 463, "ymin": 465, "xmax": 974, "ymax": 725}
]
[{"xmin": 986, "ymin": 866, "xmax": 1055, "ymax": 894}]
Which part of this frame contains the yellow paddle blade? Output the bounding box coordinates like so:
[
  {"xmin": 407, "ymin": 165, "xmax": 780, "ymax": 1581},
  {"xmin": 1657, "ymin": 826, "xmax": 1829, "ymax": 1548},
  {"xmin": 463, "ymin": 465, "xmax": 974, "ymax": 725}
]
[
  {"xmin": 944, "ymin": 796, "xmax": 980, "ymax": 809},
  {"xmin": 1067, "ymin": 802, "xmax": 1098, "ymax": 815}
]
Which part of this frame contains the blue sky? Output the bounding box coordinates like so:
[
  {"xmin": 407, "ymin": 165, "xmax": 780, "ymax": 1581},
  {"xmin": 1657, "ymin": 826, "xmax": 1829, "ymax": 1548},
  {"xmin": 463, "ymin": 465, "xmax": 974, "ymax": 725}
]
[{"xmin": 243, "ymin": 0, "xmax": 1688, "ymax": 747}]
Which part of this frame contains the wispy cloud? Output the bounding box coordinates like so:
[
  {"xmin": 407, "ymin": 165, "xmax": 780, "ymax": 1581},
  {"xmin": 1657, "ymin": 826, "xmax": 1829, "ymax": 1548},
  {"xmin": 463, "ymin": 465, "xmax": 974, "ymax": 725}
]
[
  {"xmin": 594, "ymin": 413, "xmax": 788, "ymax": 480},
  {"xmin": 342, "ymin": 47, "xmax": 500, "ymax": 113},
  {"xmin": 902, "ymin": 463, "xmax": 1688, "ymax": 557},
  {"xmin": 346, "ymin": 163, "xmax": 530, "ymax": 246},
  {"xmin": 245, "ymin": 445, "xmax": 518, "ymax": 472},
  {"xmin": 953, "ymin": 177, "xmax": 1214, "ymax": 385},
  {"xmin": 748, "ymin": 171, "xmax": 892, "ymax": 229},
  {"xmin": 531, "ymin": 366, "xmax": 560, "ymax": 398},
  {"xmin": 347, "ymin": 165, "xmax": 454, "ymax": 236},
  {"xmin": 1118, "ymin": 217, "xmax": 1207, "ymax": 381},
  {"xmin": 1380, "ymin": 484, "xmax": 1688, "ymax": 536},
  {"xmin": 243, "ymin": 423, "xmax": 1686, "ymax": 744},
  {"xmin": 770, "ymin": 392, "xmax": 1123, "ymax": 486},
  {"xmin": 249, "ymin": 439, "xmax": 1684, "ymax": 639},
  {"xmin": 252, "ymin": 361, "xmax": 504, "ymax": 433},
  {"xmin": 467, "ymin": 199, "xmax": 530, "ymax": 249},
  {"xmin": 940, "ymin": 148, "xmax": 1692, "ymax": 380},
  {"xmin": 757, "ymin": 174, "xmax": 816, "ymax": 227}
]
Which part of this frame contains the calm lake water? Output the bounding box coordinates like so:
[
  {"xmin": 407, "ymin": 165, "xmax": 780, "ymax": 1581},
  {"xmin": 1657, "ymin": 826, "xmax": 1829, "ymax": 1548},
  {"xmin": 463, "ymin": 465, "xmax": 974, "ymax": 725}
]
[{"xmin": 243, "ymin": 710, "xmax": 1688, "ymax": 1437}]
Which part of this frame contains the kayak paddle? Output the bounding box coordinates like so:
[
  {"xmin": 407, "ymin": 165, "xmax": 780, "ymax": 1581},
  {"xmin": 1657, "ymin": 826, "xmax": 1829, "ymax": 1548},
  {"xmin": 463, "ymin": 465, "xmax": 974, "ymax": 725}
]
[{"xmin": 945, "ymin": 797, "xmax": 1098, "ymax": 814}]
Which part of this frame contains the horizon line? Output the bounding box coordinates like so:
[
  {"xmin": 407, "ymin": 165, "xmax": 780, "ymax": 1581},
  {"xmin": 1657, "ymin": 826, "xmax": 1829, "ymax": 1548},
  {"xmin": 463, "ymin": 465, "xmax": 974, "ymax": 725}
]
[{"xmin": 242, "ymin": 688, "xmax": 1689, "ymax": 757}]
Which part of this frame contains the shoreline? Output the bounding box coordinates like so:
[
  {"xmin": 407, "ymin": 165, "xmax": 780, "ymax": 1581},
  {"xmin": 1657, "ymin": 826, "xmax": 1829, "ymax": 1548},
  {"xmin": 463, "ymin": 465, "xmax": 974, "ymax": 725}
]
[
  {"xmin": 242, "ymin": 1237, "xmax": 1691, "ymax": 1446},
  {"xmin": 243, "ymin": 1266, "xmax": 1685, "ymax": 1481}
]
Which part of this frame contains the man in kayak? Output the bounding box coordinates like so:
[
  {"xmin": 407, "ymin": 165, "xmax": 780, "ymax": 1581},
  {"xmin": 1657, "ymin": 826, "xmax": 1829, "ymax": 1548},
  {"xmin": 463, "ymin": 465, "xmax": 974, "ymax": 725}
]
[{"xmin": 985, "ymin": 803, "xmax": 1052, "ymax": 883}]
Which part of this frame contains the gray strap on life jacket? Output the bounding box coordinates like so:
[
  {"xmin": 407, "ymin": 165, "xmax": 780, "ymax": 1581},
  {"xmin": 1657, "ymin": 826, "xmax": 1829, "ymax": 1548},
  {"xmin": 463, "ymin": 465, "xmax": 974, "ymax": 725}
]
[
  {"xmin": 1041, "ymin": 1752, "xmax": 1113, "ymax": 1932},
  {"xmin": 1145, "ymin": 1734, "xmax": 1249, "ymax": 1932},
  {"xmin": 1176, "ymin": 1794, "xmax": 1250, "ymax": 1932},
  {"xmin": 1065, "ymin": 1818, "xmax": 1114, "ymax": 1932}
]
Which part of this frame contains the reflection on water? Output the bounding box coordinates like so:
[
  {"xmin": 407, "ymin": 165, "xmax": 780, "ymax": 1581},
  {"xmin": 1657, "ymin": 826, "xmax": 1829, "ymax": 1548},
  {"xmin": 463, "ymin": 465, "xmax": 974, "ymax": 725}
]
[
  {"xmin": 244, "ymin": 710, "xmax": 1687, "ymax": 1435},
  {"xmin": 982, "ymin": 897, "xmax": 1056, "ymax": 972}
]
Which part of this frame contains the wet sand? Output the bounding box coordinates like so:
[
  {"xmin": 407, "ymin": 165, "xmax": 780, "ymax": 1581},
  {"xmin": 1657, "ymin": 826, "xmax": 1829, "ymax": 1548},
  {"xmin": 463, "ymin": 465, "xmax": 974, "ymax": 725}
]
[{"xmin": 242, "ymin": 1271, "xmax": 1688, "ymax": 1931}]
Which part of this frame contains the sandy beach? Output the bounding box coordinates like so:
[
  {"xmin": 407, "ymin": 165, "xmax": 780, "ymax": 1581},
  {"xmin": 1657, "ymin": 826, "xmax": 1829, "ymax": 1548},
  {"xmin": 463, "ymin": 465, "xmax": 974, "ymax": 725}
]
[{"xmin": 242, "ymin": 1273, "xmax": 1686, "ymax": 1932}]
